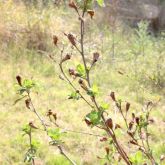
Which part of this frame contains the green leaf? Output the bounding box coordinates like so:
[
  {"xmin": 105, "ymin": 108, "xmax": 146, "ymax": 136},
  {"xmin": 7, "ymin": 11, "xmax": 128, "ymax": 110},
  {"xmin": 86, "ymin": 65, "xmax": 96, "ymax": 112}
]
[
  {"xmin": 130, "ymin": 151, "xmax": 143, "ymax": 165},
  {"xmin": 31, "ymin": 139, "xmax": 40, "ymax": 150},
  {"xmin": 85, "ymin": 110, "xmax": 102, "ymax": 126},
  {"xmin": 99, "ymin": 102, "xmax": 109, "ymax": 111},
  {"xmin": 96, "ymin": 0, "xmax": 105, "ymax": 7},
  {"xmin": 23, "ymin": 79, "xmax": 35, "ymax": 89},
  {"xmin": 48, "ymin": 128, "xmax": 62, "ymax": 141},
  {"xmin": 22, "ymin": 124, "xmax": 31, "ymax": 135},
  {"xmin": 68, "ymin": 91, "xmax": 80, "ymax": 100},
  {"xmin": 87, "ymin": 84, "xmax": 99, "ymax": 97},
  {"xmin": 76, "ymin": 64, "xmax": 86, "ymax": 78}
]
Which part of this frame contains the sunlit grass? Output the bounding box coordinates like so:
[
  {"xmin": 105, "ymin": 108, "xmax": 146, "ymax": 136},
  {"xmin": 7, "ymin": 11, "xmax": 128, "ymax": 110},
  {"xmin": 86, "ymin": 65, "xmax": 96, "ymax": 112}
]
[{"xmin": 0, "ymin": 1, "xmax": 165, "ymax": 164}]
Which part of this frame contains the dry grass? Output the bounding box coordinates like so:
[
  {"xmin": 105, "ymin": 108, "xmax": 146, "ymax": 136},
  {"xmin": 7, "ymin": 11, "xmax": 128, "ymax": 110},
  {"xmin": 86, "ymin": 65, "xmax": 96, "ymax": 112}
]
[{"xmin": 0, "ymin": 1, "xmax": 165, "ymax": 165}]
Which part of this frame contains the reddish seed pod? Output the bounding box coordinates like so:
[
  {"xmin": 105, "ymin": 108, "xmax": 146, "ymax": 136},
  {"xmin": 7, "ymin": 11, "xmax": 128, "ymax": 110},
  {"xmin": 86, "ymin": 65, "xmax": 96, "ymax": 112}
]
[
  {"xmin": 129, "ymin": 140, "xmax": 138, "ymax": 145},
  {"xmin": 61, "ymin": 54, "xmax": 71, "ymax": 63},
  {"xmin": 135, "ymin": 117, "xmax": 140, "ymax": 125},
  {"xmin": 69, "ymin": 1, "xmax": 78, "ymax": 11},
  {"xmin": 126, "ymin": 102, "xmax": 130, "ymax": 112},
  {"xmin": 25, "ymin": 99, "xmax": 30, "ymax": 109},
  {"xmin": 132, "ymin": 113, "xmax": 135, "ymax": 120},
  {"xmin": 52, "ymin": 113, "xmax": 57, "ymax": 121},
  {"xmin": 105, "ymin": 147, "xmax": 110, "ymax": 155},
  {"xmin": 110, "ymin": 92, "xmax": 116, "ymax": 101},
  {"xmin": 16, "ymin": 75, "xmax": 22, "ymax": 86},
  {"xmin": 67, "ymin": 33, "xmax": 76, "ymax": 46},
  {"xmin": 100, "ymin": 137, "xmax": 108, "ymax": 142},
  {"xmin": 29, "ymin": 121, "xmax": 38, "ymax": 129},
  {"xmin": 92, "ymin": 52, "xmax": 100, "ymax": 64},
  {"xmin": 53, "ymin": 35, "xmax": 58, "ymax": 46},
  {"xmin": 78, "ymin": 79, "xmax": 88, "ymax": 91},
  {"xmin": 115, "ymin": 124, "xmax": 122, "ymax": 130},
  {"xmin": 85, "ymin": 118, "xmax": 92, "ymax": 126},
  {"xmin": 128, "ymin": 121, "xmax": 134, "ymax": 130},
  {"xmin": 46, "ymin": 109, "xmax": 53, "ymax": 116},
  {"xmin": 87, "ymin": 10, "xmax": 95, "ymax": 19},
  {"xmin": 69, "ymin": 68, "xmax": 75, "ymax": 76},
  {"xmin": 106, "ymin": 118, "xmax": 113, "ymax": 129}
]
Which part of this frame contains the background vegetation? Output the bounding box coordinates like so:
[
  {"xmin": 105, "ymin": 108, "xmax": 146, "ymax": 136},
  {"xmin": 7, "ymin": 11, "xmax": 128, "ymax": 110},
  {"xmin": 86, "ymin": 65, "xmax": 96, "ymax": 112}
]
[{"xmin": 0, "ymin": 0, "xmax": 164, "ymax": 164}]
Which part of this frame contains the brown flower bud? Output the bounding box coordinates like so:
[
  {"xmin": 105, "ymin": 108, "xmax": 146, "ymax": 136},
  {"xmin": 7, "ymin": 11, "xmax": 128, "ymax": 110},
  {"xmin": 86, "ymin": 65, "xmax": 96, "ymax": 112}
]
[
  {"xmin": 67, "ymin": 33, "xmax": 76, "ymax": 46},
  {"xmin": 128, "ymin": 121, "xmax": 134, "ymax": 130},
  {"xmin": 132, "ymin": 113, "xmax": 135, "ymax": 120},
  {"xmin": 106, "ymin": 118, "xmax": 113, "ymax": 129},
  {"xmin": 87, "ymin": 10, "xmax": 95, "ymax": 19},
  {"xmin": 115, "ymin": 124, "xmax": 122, "ymax": 130},
  {"xmin": 52, "ymin": 113, "xmax": 57, "ymax": 121},
  {"xmin": 47, "ymin": 109, "xmax": 53, "ymax": 116},
  {"xmin": 61, "ymin": 54, "xmax": 71, "ymax": 63},
  {"xmin": 100, "ymin": 137, "xmax": 108, "ymax": 142},
  {"xmin": 78, "ymin": 79, "xmax": 88, "ymax": 91},
  {"xmin": 69, "ymin": 1, "xmax": 78, "ymax": 11},
  {"xmin": 135, "ymin": 117, "xmax": 140, "ymax": 125},
  {"xmin": 126, "ymin": 102, "xmax": 130, "ymax": 112},
  {"xmin": 92, "ymin": 52, "xmax": 100, "ymax": 64},
  {"xmin": 29, "ymin": 121, "xmax": 38, "ymax": 129},
  {"xmin": 69, "ymin": 68, "xmax": 75, "ymax": 76},
  {"xmin": 85, "ymin": 118, "xmax": 92, "ymax": 126},
  {"xmin": 129, "ymin": 140, "xmax": 138, "ymax": 145},
  {"xmin": 16, "ymin": 75, "xmax": 22, "ymax": 86},
  {"xmin": 53, "ymin": 35, "xmax": 58, "ymax": 46},
  {"xmin": 110, "ymin": 92, "xmax": 116, "ymax": 101},
  {"xmin": 25, "ymin": 99, "xmax": 30, "ymax": 109},
  {"xmin": 105, "ymin": 147, "xmax": 110, "ymax": 155}
]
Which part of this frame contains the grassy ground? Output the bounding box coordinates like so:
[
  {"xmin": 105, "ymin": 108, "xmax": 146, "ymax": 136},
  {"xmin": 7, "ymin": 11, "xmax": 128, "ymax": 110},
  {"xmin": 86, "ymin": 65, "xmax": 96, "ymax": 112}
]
[{"xmin": 0, "ymin": 1, "xmax": 165, "ymax": 165}]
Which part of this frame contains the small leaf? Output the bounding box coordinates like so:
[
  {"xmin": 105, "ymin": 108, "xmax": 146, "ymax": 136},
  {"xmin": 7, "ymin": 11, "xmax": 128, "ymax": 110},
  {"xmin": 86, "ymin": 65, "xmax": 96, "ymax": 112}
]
[
  {"xmin": 76, "ymin": 64, "xmax": 86, "ymax": 77},
  {"xmin": 68, "ymin": 91, "xmax": 80, "ymax": 100},
  {"xmin": 96, "ymin": 0, "xmax": 105, "ymax": 7},
  {"xmin": 48, "ymin": 128, "xmax": 62, "ymax": 141},
  {"xmin": 23, "ymin": 79, "xmax": 35, "ymax": 89},
  {"xmin": 85, "ymin": 111, "xmax": 102, "ymax": 126},
  {"xmin": 87, "ymin": 84, "xmax": 99, "ymax": 97},
  {"xmin": 99, "ymin": 102, "xmax": 109, "ymax": 111}
]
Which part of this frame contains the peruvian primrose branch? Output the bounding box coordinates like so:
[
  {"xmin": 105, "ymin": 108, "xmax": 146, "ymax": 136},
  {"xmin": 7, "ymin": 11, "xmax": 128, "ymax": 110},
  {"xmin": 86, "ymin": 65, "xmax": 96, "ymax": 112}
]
[
  {"xmin": 25, "ymin": 92, "xmax": 77, "ymax": 165},
  {"xmin": 77, "ymin": 2, "xmax": 132, "ymax": 165}
]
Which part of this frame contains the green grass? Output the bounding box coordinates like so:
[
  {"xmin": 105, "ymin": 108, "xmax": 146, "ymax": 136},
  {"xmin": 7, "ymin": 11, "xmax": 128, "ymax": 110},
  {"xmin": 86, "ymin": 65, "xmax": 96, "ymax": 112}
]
[{"xmin": 0, "ymin": 1, "xmax": 165, "ymax": 165}]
